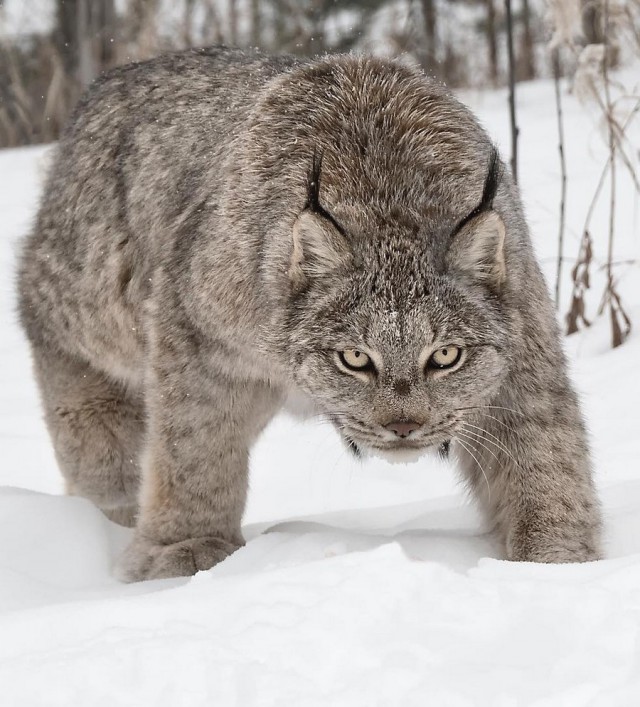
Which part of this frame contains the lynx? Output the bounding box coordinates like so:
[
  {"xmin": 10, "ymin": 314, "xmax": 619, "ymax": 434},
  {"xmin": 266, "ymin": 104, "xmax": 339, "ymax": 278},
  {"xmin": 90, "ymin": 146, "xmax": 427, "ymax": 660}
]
[{"xmin": 18, "ymin": 47, "xmax": 602, "ymax": 581}]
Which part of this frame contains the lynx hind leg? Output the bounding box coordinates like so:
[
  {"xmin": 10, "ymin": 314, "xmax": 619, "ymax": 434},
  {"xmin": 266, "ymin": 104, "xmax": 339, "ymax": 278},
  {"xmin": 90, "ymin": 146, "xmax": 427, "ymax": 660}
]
[{"xmin": 33, "ymin": 349, "xmax": 144, "ymax": 527}]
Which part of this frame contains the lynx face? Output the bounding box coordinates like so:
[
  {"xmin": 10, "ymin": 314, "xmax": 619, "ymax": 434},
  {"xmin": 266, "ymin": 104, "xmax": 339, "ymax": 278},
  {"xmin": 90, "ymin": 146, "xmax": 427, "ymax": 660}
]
[
  {"xmin": 290, "ymin": 261, "xmax": 508, "ymax": 459},
  {"xmin": 286, "ymin": 153, "xmax": 509, "ymax": 460}
]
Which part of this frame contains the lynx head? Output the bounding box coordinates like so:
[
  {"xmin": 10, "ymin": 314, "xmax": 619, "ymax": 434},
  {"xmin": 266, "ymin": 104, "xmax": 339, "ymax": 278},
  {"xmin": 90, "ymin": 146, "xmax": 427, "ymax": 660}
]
[{"xmin": 285, "ymin": 149, "xmax": 510, "ymax": 461}]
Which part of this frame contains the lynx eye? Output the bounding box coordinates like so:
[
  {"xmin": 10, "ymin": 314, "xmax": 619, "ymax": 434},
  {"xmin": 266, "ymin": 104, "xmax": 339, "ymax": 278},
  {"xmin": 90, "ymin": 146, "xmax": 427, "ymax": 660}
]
[
  {"xmin": 427, "ymin": 346, "xmax": 463, "ymax": 370},
  {"xmin": 339, "ymin": 349, "xmax": 373, "ymax": 372}
]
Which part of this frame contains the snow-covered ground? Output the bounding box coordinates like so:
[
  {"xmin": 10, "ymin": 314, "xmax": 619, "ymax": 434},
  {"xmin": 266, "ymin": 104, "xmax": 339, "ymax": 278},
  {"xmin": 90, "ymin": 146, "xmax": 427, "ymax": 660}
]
[{"xmin": 1, "ymin": 75, "xmax": 639, "ymax": 705}]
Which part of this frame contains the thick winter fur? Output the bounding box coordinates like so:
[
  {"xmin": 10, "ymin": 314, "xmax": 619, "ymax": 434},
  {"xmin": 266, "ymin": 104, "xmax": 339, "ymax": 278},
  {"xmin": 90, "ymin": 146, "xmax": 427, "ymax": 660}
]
[{"xmin": 17, "ymin": 47, "xmax": 602, "ymax": 580}]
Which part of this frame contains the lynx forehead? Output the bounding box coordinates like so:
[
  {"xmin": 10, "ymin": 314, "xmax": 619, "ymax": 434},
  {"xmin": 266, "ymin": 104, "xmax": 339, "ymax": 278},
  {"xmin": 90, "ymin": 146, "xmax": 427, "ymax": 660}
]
[{"xmin": 18, "ymin": 46, "xmax": 601, "ymax": 581}]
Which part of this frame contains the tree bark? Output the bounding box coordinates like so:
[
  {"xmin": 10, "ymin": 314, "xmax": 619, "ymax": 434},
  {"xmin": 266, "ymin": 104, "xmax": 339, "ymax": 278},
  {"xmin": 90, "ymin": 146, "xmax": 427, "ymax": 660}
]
[
  {"xmin": 229, "ymin": 0, "xmax": 238, "ymax": 46},
  {"xmin": 55, "ymin": 0, "xmax": 80, "ymax": 76},
  {"xmin": 485, "ymin": 0, "xmax": 498, "ymax": 85},
  {"xmin": 505, "ymin": 0, "xmax": 519, "ymax": 182},
  {"xmin": 420, "ymin": 0, "xmax": 438, "ymax": 76},
  {"xmin": 520, "ymin": 0, "xmax": 536, "ymax": 80},
  {"xmin": 582, "ymin": 0, "xmax": 604, "ymax": 44},
  {"xmin": 250, "ymin": 0, "xmax": 261, "ymax": 47},
  {"xmin": 183, "ymin": 0, "xmax": 195, "ymax": 47},
  {"xmin": 55, "ymin": 0, "xmax": 116, "ymax": 86}
]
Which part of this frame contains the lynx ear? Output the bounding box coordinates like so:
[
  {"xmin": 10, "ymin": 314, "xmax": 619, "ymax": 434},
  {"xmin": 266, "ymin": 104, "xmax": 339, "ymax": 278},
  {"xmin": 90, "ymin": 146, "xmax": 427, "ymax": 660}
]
[
  {"xmin": 289, "ymin": 210, "xmax": 351, "ymax": 289},
  {"xmin": 446, "ymin": 211, "xmax": 506, "ymax": 291}
]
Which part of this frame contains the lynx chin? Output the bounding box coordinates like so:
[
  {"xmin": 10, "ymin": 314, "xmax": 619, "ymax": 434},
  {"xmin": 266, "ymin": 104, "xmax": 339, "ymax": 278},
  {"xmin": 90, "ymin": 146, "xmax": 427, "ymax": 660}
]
[{"xmin": 18, "ymin": 47, "xmax": 602, "ymax": 581}]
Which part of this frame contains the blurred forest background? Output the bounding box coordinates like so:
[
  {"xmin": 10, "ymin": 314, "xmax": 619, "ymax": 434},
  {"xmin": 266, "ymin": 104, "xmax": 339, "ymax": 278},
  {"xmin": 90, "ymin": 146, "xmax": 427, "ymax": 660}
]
[{"xmin": 0, "ymin": 0, "xmax": 636, "ymax": 149}]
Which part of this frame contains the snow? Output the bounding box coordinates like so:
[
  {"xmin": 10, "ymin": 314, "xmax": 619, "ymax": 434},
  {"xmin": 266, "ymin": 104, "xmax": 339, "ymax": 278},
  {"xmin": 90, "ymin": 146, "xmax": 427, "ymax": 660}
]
[
  {"xmin": 0, "ymin": 0, "xmax": 54, "ymax": 39},
  {"xmin": 1, "ymin": 74, "xmax": 640, "ymax": 705}
]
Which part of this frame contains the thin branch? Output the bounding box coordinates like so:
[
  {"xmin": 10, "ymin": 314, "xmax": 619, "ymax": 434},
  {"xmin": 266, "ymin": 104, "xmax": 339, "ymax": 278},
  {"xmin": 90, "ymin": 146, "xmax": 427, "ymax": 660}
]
[
  {"xmin": 505, "ymin": 0, "xmax": 518, "ymax": 183},
  {"xmin": 601, "ymin": 0, "xmax": 631, "ymax": 347},
  {"xmin": 553, "ymin": 48, "xmax": 567, "ymax": 309}
]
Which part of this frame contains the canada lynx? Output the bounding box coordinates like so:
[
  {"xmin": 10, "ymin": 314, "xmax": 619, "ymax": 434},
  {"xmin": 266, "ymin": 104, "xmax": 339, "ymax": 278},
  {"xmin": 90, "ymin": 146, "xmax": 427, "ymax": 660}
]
[{"xmin": 18, "ymin": 47, "xmax": 602, "ymax": 580}]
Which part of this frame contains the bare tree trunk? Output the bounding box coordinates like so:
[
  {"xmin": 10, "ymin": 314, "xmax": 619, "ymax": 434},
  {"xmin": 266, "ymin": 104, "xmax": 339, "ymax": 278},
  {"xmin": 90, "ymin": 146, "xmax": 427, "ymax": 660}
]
[
  {"xmin": 272, "ymin": 0, "xmax": 286, "ymax": 49},
  {"xmin": 505, "ymin": 0, "xmax": 519, "ymax": 182},
  {"xmin": 202, "ymin": 0, "xmax": 223, "ymax": 45},
  {"xmin": 485, "ymin": 0, "xmax": 499, "ymax": 85},
  {"xmin": 309, "ymin": 0, "xmax": 327, "ymax": 54},
  {"xmin": 99, "ymin": 0, "xmax": 116, "ymax": 67},
  {"xmin": 123, "ymin": 0, "xmax": 159, "ymax": 60},
  {"xmin": 582, "ymin": 0, "xmax": 604, "ymax": 44},
  {"xmin": 520, "ymin": 0, "xmax": 536, "ymax": 80},
  {"xmin": 77, "ymin": 0, "xmax": 96, "ymax": 87},
  {"xmin": 250, "ymin": 0, "xmax": 261, "ymax": 47},
  {"xmin": 600, "ymin": 0, "xmax": 630, "ymax": 347},
  {"xmin": 55, "ymin": 0, "xmax": 80, "ymax": 76},
  {"xmin": 420, "ymin": 0, "xmax": 438, "ymax": 76},
  {"xmin": 56, "ymin": 0, "xmax": 116, "ymax": 87},
  {"xmin": 229, "ymin": 0, "xmax": 238, "ymax": 46},
  {"xmin": 183, "ymin": 0, "xmax": 195, "ymax": 47}
]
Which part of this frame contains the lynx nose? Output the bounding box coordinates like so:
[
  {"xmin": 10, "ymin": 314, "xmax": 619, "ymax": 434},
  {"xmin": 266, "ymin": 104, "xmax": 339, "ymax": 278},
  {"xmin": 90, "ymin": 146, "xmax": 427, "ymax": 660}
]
[{"xmin": 384, "ymin": 420, "xmax": 421, "ymax": 438}]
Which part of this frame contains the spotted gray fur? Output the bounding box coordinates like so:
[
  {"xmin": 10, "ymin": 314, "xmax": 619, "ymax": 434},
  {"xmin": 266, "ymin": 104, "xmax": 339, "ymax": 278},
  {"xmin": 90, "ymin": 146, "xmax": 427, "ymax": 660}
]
[{"xmin": 17, "ymin": 46, "xmax": 602, "ymax": 580}]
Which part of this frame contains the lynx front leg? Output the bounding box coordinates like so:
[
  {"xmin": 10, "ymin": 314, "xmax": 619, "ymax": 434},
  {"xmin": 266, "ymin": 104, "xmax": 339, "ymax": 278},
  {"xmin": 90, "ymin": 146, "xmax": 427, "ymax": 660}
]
[
  {"xmin": 119, "ymin": 360, "xmax": 282, "ymax": 582},
  {"xmin": 455, "ymin": 383, "xmax": 602, "ymax": 564}
]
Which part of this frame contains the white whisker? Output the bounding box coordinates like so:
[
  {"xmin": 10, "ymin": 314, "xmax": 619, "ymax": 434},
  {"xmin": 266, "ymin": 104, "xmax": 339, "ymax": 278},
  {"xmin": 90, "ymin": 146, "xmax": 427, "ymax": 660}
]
[
  {"xmin": 455, "ymin": 436, "xmax": 492, "ymax": 503},
  {"xmin": 464, "ymin": 410, "xmax": 517, "ymax": 434},
  {"xmin": 455, "ymin": 429, "xmax": 502, "ymax": 470},
  {"xmin": 457, "ymin": 405, "xmax": 526, "ymax": 417},
  {"xmin": 459, "ymin": 422, "xmax": 524, "ymax": 471}
]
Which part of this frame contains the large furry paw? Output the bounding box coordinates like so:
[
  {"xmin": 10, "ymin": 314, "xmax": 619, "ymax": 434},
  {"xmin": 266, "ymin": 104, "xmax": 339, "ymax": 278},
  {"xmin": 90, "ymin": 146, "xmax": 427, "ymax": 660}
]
[
  {"xmin": 505, "ymin": 526, "xmax": 602, "ymax": 563},
  {"xmin": 116, "ymin": 533, "xmax": 242, "ymax": 581}
]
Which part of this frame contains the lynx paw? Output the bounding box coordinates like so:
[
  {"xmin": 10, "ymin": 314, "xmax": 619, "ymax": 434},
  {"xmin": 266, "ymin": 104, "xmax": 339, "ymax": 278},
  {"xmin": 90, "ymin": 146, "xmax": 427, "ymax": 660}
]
[
  {"xmin": 506, "ymin": 527, "xmax": 602, "ymax": 563},
  {"xmin": 116, "ymin": 534, "xmax": 242, "ymax": 581}
]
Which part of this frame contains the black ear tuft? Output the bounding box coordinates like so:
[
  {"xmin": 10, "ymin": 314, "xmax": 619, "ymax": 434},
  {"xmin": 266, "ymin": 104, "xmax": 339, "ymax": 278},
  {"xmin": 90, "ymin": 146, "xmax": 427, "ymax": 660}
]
[
  {"xmin": 446, "ymin": 149, "xmax": 507, "ymax": 292},
  {"xmin": 307, "ymin": 149, "xmax": 324, "ymax": 213},
  {"xmin": 478, "ymin": 147, "xmax": 502, "ymax": 213},
  {"xmin": 454, "ymin": 147, "xmax": 503, "ymax": 234},
  {"xmin": 304, "ymin": 149, "xmax": 346, "ymax": 236}
]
